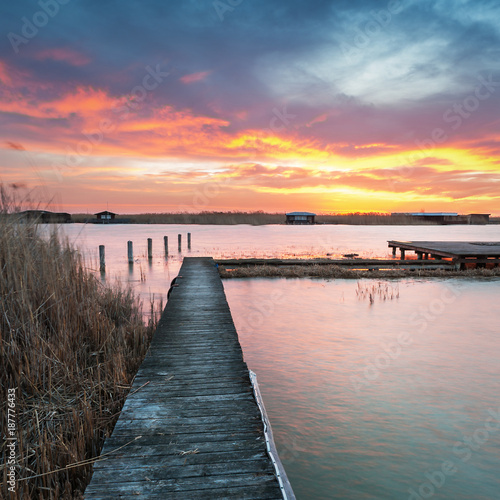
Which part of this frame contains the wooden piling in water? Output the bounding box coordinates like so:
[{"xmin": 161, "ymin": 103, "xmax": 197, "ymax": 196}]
[
  {"xmin": 127, "ymin": 241, "xmax": 133, "ymax": 264},
  {"xmin": 147, "ymin": 238, "xmax": 152, "ymax": 259},
  {"xmin": 99, "ymin": 245, "xmax": 105, "ymax": 272},
  {"xmin": 164, "ymin": 236, "xmax": 168, "ymax": 257},
  {"xmin": 178, "ymin": 234, "xmax": 181, "ymax": 252},
  {"xmin": 187, "ymin": 232, "xmax": 191, "ymax": 250}
]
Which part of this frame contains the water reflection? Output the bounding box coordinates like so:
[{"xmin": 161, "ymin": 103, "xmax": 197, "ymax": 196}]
[
  {"xmin": 224, "ymin": 278, "xmax": 500, "ymax": 500},
  {"xmin": 57, "ymin": 224, "xmax": 500, "ymax": 499}
]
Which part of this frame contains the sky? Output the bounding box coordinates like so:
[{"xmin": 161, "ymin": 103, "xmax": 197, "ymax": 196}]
[{"xmin": 1, "ymin": 0, "xmax": 500, "ymax": 214}]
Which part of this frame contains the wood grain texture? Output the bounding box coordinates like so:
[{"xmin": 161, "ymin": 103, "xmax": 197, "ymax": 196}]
[{"xmin": 85, "ymin": 257, "xmax": 285, "ymax": 499}]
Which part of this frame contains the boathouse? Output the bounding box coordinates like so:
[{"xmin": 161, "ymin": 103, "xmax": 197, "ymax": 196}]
[
  {"xmin": 19, "ymin": 210, "xmax": 72, "ymax": 223},
  {"xmin": 286, "ymin": 212, "xmax": 316, "ymax": 225},
  {"xmin": 95, "ymin": 210, "xmax": 116, "ymax": 222}
]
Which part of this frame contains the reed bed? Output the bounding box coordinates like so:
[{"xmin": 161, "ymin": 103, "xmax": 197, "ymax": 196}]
[
  {"xmin": 218, "ymin": 265, "xmax": 500, "ymax": 279},
  {"xmin": 70, "ymin": 211, "xmax": 440, "ymax": 225},
  {"xmin": 0, "ymin": 216, "xmax": 158, "ymax": 499},
  {"xmin": 72, "ymin": 211, "xmax": 284, "ymax": 225}
]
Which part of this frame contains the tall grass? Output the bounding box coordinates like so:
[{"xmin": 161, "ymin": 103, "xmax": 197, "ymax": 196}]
[{"xmin": 0, "ymin": 197, "xmax": 158, "ymax": 498}]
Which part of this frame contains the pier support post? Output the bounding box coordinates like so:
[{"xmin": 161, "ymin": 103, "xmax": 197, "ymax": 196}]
[
  {"xmin": 164, "ymin": 236, "xmax": 168, "ymax": 257},
  {"xmin": 400, "ymin": 249, "xmax": 405, "ymax": 260},
  {"xmin": 148, "ymin": 238, "xmax": 153, "ymax": 259},
  {"xmin": 417, "ymin": 252, "xmax": 423, "ymax": 260},
  {"xmin": 99, "ymin": 245, "xmax": 105, "ymax": 272},
  {"xmin": 187, "ymin": 232, "xmax": 191, "ymax": 250},
  {"xmin": 178, "ymin": 234, "xmax": 182, "ymax": 252},
  {"xmin": 392, "ymin": 246, "xmax": 397, "ymax": 257},
  {"xmin": 128, "ymin": 241, "xmax": 134, "ymax": 264}
]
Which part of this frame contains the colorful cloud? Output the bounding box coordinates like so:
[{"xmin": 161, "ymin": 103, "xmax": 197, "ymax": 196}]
[{"xmin": 0, "ymin": 0, "xmax": 499, "ymax": 213}]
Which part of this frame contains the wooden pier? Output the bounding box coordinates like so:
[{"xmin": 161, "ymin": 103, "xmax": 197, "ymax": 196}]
[
  {"xmin": 85, "ymin": 257, "xmax": 293, "ymax": 499},
  {"xmin": 388, "ymin": 241, "xmax": 500, "ymax": 269}
]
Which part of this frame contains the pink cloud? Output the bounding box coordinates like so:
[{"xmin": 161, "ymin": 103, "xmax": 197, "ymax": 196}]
[
  {"xmin": 180, "ymin": 71, "xmax": 212, "ymax": 84},
  {"xmin": 34, "ymin": 48, "xmax": 90, "ymax": 66}
]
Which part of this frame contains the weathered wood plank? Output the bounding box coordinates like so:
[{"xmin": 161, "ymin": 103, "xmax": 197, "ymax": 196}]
[
  {"xmin": 85, "ymin": 257, "xmax": 288, "ymax": 499},
  {"xmin": 85, "ymin": 477, "xmax": 283, "ymax": 499}
]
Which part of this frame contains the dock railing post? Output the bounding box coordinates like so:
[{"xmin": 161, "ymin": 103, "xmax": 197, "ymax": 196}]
[
  {"xmin": 187, "ymin": 232, "xmax": 191, "ymax": 250},
  {"xmin": 99, "ymin": 245, "xmax": 105, "ymax": 272},
  {"xmin": 164, "ymin": 236, "xmax": 168, "ymax": 257},
  {"xmin": 148, "ymin": 238, "xmax": 153, "ymax": 260},
  {"xmin": 178, "ymin": 234, "xmax": 182, "ymax": 252},
  {"xmin": 128, "ymin": 241, "xmax": 134, "ymax": 264}
]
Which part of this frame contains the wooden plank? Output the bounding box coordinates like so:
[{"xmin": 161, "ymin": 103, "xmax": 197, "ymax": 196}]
[
  {"xmin": 85, "ymin": 257, "xmax": 289, "ymax": 499},
  {"xmin": 387, "ymin": 241, "xmax": 500, "ymax": 258},
  {"xmin": 85, "ymin": 477, "xmax": 283, "ymax": 499}
]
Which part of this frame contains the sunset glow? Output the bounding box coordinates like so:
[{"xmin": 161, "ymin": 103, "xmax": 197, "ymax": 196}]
[{"xmin": 2, "ymin": 1, "xmax": 500, "ymax": 214}]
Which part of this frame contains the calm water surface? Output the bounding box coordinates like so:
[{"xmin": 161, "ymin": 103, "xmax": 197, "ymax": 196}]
[{"xmin": 60, "ymin": 224, "xmax": 500, "ymax": 499}]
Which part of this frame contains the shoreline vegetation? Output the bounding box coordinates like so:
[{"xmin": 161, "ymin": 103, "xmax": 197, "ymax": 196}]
[
  {"xmin": 0, "ymin": 208, "xmax": 159, "ymax": 498},
  {"xmin": 218, "ymin": 265, "xmax": 500, "ymax": 279},
  {"xmin": 69, "ymin": 212, "xmax": 500, "ymax": 225}
]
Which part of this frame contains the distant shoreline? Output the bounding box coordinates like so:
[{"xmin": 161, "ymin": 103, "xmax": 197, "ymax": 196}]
[{"xmin": 69, "ymin": 212, "xmax": 500, "ymax": 226}]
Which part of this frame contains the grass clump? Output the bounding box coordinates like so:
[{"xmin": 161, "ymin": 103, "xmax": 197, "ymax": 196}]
[{"xmin": 0, "ymin": 209, "xmax": 157, "ymax": 498}]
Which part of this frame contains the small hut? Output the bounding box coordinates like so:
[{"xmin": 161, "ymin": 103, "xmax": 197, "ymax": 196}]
[
  {"xmin": 285, "ymin": 212, "xmax": 316, "ymax": 225},
  {"xmin": 94, "ymin": 211, "xmax": 116, "ymax": 222}
]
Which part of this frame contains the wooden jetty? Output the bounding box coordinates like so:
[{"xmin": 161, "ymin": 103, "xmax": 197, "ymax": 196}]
[
  {"xmin": 85, "ymin": 257, "xmax": 294, "ymax": 499},
  {"xmin": 216, "ymin": 258, "xmax": 454, "ymax": 271},
  {"xmin": 388, "ymin": 241, "xmax": 500, "ymax": 269}
]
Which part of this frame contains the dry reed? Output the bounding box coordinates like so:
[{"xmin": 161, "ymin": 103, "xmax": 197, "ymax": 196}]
[
  {"xmin": 218, "ymin": 265, "xmax": 500, "ymax": 279},
  {"xmin": 69, "ymin": 211, "xmax": 445, "ymax": 225},
  {"xmin": 356, "ymin": 282, "xmax": 400, "ymax": 304},
  {"xmin": 0, "ymin": 194, "xmax": 158, "ymax": 498}
]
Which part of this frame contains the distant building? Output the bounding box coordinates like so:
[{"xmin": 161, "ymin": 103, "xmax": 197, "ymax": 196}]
[
  {"xmin": 468, "ymin": 213, "xmax": 490, "ymax": 225},
  {"xmin": 19, "ymin": 210, "xmax": 72, "ymax": 223},
  {"xmin": 95, "ymin": 211, "xmax": 116, "ymax": 222},
  {"xmin": 285, "ymin": 212, "xmax": 316, "ymax": 225},
  {"xmin": 391, "ymin": 212, "xmax": 490, "ymax": 225}
]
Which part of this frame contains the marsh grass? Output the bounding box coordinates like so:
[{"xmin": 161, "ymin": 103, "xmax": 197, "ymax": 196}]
[
  {"xmin": 356, "ymin": 282, "xmax": 400, "ymax": 304},
  {"xmin": 218, "ymin": 265, "xmax": 500, "ymax": 279},
  {"xmin": 0, "ymin": 207, "xmax": 158, "ymax": 498}
]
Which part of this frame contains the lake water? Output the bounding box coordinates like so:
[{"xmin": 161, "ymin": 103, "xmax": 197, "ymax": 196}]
[{"xmin": 60, "ymin": 224, "xmax": 500, "ymax": 499}]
